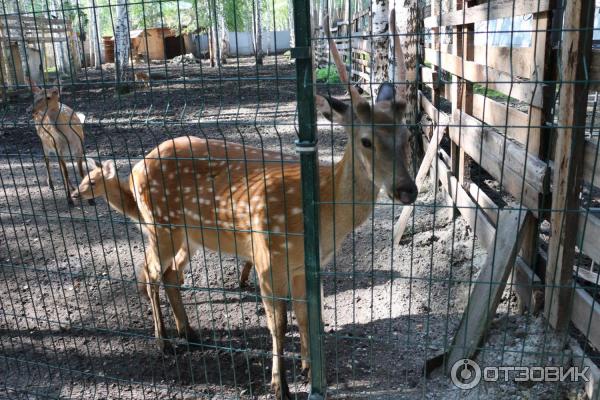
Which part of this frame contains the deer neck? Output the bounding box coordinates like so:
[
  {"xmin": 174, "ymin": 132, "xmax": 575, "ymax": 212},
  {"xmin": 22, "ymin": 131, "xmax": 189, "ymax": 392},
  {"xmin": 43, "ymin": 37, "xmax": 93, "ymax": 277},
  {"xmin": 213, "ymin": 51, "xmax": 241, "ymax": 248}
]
[
  {"xmin": 104, "ymin": 176, "xmax": 140, "ymax": 222},
  {"xmin": 318, "ymin": 141, "xmax": 380, "ymax": 262}
]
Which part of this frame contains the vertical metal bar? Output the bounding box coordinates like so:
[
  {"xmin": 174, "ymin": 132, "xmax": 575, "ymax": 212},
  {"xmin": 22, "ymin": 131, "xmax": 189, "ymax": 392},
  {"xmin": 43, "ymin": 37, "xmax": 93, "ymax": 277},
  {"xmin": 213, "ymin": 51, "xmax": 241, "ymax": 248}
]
[{"xmin": 292, "ymin": 0, "xmax": 326, "ymax": 398}]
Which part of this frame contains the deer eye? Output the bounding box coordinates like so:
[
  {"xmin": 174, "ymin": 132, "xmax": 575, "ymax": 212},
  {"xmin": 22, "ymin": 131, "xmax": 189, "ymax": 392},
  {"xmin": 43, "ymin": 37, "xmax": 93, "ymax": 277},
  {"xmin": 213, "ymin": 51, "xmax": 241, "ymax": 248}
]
[
  {"xmin": 89, "ymin": 180, "xmax": 95, "ymax": 186},
  {"xmin": 361, "ymin": 138, "xmax": 372, "ymax": 148}
]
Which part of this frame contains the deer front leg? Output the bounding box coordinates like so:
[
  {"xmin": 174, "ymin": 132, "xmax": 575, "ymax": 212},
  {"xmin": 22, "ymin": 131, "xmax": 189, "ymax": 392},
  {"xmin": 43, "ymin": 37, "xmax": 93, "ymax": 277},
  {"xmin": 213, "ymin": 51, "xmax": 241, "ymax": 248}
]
[
  {"xmin": 291, "ymin": 273, "xmax": 310, "ymax": 378},
  {"xmin": 43, "ymin": 155, "xmax": 54, "ymax": 190},
  {"xmin": 259, "ymin": 275, "xmax": 290, "ymax": 399}
]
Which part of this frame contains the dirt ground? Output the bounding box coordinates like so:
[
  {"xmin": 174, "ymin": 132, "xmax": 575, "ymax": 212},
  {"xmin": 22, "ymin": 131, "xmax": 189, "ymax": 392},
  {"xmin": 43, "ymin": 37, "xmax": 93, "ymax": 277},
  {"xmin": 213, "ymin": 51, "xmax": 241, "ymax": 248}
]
[{"xmin": 0, "ymin": 56, "xmax": 588, "ymax": 399}]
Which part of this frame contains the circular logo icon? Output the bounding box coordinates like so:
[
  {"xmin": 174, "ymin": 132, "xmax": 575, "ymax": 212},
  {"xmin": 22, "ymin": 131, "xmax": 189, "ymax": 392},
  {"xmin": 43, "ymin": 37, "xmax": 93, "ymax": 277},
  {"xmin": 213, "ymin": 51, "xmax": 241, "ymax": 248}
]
[{"xmin": 450, "ymin": 358, "xmax": 482, "ymax": 390}]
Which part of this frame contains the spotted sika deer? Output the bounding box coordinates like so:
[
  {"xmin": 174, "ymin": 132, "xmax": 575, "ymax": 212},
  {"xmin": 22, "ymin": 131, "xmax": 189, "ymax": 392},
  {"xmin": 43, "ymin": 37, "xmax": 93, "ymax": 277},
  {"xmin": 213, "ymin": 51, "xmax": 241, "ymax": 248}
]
[
  {"xmin": 71, "ymin": 159, "xmax": 254, "ymax": 290},
  {"xmin": 28, "ymin": 82, "xmax": 89, "ymax": 205},
  {"xmin": 71, "ymin": 8, "xmax": 415, "ymax": 398}
]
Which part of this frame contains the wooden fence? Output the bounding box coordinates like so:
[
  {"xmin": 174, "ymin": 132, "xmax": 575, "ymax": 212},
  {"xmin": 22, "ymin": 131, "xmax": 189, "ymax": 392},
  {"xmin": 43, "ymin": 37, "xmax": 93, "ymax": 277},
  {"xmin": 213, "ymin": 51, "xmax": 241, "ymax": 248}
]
[{"xmin": 420, "ymin": 0, "xmax": 600, "ymax": 392}]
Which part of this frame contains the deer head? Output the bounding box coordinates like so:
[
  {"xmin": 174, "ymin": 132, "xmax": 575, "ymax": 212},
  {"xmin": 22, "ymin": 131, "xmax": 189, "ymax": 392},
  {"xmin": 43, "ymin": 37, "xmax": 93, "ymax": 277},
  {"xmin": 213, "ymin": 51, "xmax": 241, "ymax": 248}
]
[
  {"xmin": 71, "ymin": 159, "xmax": 116, "ymax": 201},
  {"xmin": 315, "ymin": 9, "xmax": 416, "ymax": 204},
  {"xmin": 28, "ymin": 81, "xmax": 60, "ymax": 116}
]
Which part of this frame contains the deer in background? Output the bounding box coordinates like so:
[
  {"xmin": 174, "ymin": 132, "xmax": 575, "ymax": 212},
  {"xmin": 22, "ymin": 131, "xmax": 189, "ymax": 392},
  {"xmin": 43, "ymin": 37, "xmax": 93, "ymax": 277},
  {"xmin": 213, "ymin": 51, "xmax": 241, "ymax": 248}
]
[
  {"xmin": 71, "ymin": 8, "xmax": 415, "ymax": 398},
  {"xmin": 28, "ymin": 82, "xmax": 91, "ymax": 206}
]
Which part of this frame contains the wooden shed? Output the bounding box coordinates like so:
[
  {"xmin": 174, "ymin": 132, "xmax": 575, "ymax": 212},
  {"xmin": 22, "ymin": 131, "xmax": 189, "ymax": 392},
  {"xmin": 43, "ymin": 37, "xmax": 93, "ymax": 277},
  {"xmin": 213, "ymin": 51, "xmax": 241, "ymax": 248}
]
[{"xmin": 130, "ymin": 27, "xmax": 186, "ymax": 61}]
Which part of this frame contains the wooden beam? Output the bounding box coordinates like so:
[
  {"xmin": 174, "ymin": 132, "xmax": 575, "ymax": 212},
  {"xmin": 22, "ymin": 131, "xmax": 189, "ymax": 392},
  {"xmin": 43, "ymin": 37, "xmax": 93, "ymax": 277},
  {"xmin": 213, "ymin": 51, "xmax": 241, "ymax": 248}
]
[
  {"xmin": 577, "ymin": 212, "xmax": 600, "ymax": 264},
  {"xmin": 571, "ymin": 284, "xmax": 600, "ymax": 351},
  {"xmin": 424, "ymin": 0, "xmax": 552, "ymax": 28},
  {"xmin": 513, "ymin": 256, "xmax": 544, "ymax": 315},
  {"xmin": 445, "ymin": 209, "xmax": 530, "ymax": 373},
  {"xmin": 436, "ymin": 155, "xmax": 497, "ymax": 249},
  {"xmin": 545, "ymin": 0, "xmax": 593, "ymax": 330},
  {"xmin": 583, "ymin": 139, "xmax": 600, "ymax": 186},
  {"xmin": 471, "ymin": 93, "xmax": 532, "ymax": 148},
  {"xmin": 449, "ymin": 110, "xmax": 549, "ymax": 210},
  {"xmin": 473, "ymin": 46, "xmax": 535, "ymax": 80},
  {"xmin": 424, "ymin": 48, "xmax": 543, "ymax": 108}
]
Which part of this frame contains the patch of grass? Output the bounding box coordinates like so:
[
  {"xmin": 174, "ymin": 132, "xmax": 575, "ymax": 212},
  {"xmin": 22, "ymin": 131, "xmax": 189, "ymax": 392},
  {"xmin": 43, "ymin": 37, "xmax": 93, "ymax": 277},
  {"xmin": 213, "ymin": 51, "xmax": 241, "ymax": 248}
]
[
  {"xmin": 316, "ymin": 66, "xmax": 341, "ymax": 84},
  {"xmin": 473, "ymin": 83, "xmax": 513, "ymax": 102}
]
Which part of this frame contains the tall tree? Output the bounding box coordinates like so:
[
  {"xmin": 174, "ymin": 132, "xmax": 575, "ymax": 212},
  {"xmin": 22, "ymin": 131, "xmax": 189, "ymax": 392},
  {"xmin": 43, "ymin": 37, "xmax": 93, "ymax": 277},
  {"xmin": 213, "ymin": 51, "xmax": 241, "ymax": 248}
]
[
  {"xmin": 52, "ymin": 0, "xmax": 69, "ymax": 76},
  {"xmin": 114, "ymin": 0, "xmax": 130, "ymax": 92},
  {"xmin": 89, "ymin": 0, "xmax": 102, "ymax": 69},
  {"xmin": 287, "ymin": 0, "xmax": 294, "ymax": 48},
  {"xmin": 217, "ymin": 0, "xmax": 229, "ymax": 64},
  {"xmin": 254, "ymin": 0, "xmax": 263, "ymax": 64},
  {"xmin": 371, "ymin": 0, "xmax": 389, "ymax": 85}
]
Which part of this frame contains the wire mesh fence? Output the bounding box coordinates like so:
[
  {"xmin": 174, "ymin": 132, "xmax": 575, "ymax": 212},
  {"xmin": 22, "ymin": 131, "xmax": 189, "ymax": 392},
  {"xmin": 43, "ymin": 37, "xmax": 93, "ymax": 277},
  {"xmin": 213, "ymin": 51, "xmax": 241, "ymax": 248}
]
[{"xmin": 1, "ymin": 0, "xmax": 600, "ymax": 399}]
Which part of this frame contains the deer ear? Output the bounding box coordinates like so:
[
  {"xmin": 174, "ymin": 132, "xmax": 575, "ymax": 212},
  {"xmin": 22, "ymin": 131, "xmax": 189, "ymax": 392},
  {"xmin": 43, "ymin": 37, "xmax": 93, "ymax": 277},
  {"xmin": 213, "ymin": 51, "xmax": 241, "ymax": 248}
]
[
  {"xmin": 86, "ymin": 157, "xmax": 101, "ymax": 171},
  {"xmin": 315, "ymin": 95, "xmax": 349, "ymax": 123},
  {"xmin": 102, "ymin": 160, "xmax": 116, "ymax": 179}
]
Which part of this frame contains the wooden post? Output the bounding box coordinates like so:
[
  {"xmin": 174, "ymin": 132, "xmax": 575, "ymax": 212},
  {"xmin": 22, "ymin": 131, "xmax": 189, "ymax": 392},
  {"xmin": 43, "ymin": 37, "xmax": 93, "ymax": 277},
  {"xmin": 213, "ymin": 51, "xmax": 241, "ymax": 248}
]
[{"xmin": 544, "ymin": 0, "xmax": 592, "ymax": 330}]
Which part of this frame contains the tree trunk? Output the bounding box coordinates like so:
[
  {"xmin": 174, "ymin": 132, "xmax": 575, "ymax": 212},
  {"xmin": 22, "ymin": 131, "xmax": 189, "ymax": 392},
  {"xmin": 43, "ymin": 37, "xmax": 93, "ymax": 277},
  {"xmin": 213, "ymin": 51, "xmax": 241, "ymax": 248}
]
[
  {"xmin": 209, "ymin": 0, "xmax": 220, "ymax": 67},
  {"xmin": 115, "ymin": 0, "xmax": 130, "ymax": 92},
  {"xmin": 52, "ymin": 0, "xmax": 69, "ymax": 76},
  {"xmin": 394, "ymin": 0, "xmax": 423, "ymax": 169},
  {"xmin": 371, "ymin": 0, "xmax": 390, "ymax": 86},
  {"xmin": 217, "ymin": 0, "xmax": 229, "ymax": 63},
  {"xmin": 394, "ymin": 0, "xmax": 420, "ymax": 129},
  {"xmin": 288, "ymin": 0, "xmax": 295, "ymax": 48},
  {"xmin": 254, "ymin": 0, "xmax": 263, "ymax": 65},
  {"xmin": 89, "ymin": 0, "xmax": 102, "ymax": 69}
]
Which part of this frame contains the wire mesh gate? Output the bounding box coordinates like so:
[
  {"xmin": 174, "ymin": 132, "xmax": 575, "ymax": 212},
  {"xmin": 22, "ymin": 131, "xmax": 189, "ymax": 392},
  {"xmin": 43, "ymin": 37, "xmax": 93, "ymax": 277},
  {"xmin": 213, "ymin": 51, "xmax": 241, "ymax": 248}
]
[{"xmin": 1, "ymin": 0, "xmax": 600, "ymax": 399}]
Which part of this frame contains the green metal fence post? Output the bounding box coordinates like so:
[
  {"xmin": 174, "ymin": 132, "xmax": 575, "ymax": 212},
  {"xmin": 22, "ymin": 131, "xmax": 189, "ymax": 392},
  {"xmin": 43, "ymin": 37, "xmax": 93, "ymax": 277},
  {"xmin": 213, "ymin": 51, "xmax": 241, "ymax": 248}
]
[{"xmin": 291, "ymin": 0, "xmax": 326, "ymax": 398}]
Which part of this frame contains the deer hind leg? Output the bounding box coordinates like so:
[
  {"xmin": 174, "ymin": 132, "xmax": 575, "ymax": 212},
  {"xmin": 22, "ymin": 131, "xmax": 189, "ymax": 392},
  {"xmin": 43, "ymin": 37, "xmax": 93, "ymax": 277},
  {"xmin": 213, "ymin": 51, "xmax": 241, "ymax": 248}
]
[
  {"xmin": 240, "ymin": 260, "xmax": 253, "ymax": 288},
  {"xmin": 57, "ymin": 158, "xmax": 75, "ymax": 205},
  {"xmin": 163, "ymin": 245, "xmax": 200, "ymax": 347},
  {"xmin": 145, "ymin": 234, "xmax": 175, "ymax": 354},
  {"xmin": 291, "ymin": 273, "xmax": 310, "ymax": 377},
  {"xmin": 257, "ymin": 264, "xmax": 291, "ymax": 399}
]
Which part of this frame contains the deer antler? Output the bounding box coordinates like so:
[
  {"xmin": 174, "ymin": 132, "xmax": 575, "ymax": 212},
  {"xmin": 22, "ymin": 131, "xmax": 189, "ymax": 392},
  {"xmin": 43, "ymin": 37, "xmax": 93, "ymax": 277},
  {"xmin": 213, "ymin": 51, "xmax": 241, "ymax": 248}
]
[
  {"xmin": 390, "ymin": 9, "xmax": 407, "ymax": 100},
  {"xmin": 324, "ymin": 13, "xmax": 364, "ymax": 105}
]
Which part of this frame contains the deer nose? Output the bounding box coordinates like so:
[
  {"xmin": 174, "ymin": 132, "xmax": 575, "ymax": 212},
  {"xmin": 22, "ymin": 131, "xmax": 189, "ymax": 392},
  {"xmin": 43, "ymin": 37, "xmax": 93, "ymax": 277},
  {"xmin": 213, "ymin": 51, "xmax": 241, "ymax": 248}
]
[
  {"xmin": 394, "ymin": 182, "xmax": 418, "ymax": 205},
  {"xmin": 70, "ymin": 190, "xmax": 80, "ymax": 200}
]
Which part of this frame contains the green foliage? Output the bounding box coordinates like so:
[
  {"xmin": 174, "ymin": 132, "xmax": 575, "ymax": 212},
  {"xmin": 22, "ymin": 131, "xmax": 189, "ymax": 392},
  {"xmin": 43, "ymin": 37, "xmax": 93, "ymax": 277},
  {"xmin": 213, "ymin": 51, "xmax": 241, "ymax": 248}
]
[{"xmin": 316, "ymin": 66, "xmax": 341, "ymax": 84}]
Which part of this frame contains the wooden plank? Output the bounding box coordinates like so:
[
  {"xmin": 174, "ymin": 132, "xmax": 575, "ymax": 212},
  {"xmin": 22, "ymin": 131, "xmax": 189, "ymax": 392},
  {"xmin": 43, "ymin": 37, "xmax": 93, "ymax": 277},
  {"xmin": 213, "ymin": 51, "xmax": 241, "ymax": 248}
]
[
  {"xmin": 445, "ymin": 209, "xmax": 530, "ymax": 374},
  {"xmin": 468, "ymin": 182, "xmax": 499, "ymax": 225},
  {"xmin": 573, "ymin": 266, "xmax": 600, "ymax": 285},
  {"xmin": 424, "ymin": 0, "xmax": 551, "ymax": 28},
  {"xmin": 577, "ymin": 212, "xmax": 600, "ymax": 264},
  {"xmin": 420, "ymin": 91, "xmax": 449, "ymax": 126},
  {"xmin": 393, "ymin": 117, "xmax": 448, "ymax": 245},
  {"xmin": 453, "ymin": 109, "xmax": 549, "ymax": 187},
  {"xmin": 425, "ymin": 47, "xmax": 543, "ymax": 108},
  {"xmin": 571, "ymin": 284, "xmax": 600, "ymax": 350},
  {"xmin": 570, "ymin": 340, "xmax": 600, "ymax": 400},
  {"xmin": 545, "ymin": 0, "xmax": 592, "ymax": 330},
  {"xmin": 421, "ymin": 65, "xmax": 441, "ymax": 90},
  {"xmin": 513, "ymin": 256, "xmax": 544, "ymax": 315},
  {"xmin": 449, "ymin": 110, "xmax": 549, "ymax": 204},
  {"xmin": 472, "ymin": 94, "xmax": 532, "ymax": 150},
  {"xmin": 473, "ymin": 46, "xmax": 535, "ymax": 79},
  {"xmin": 583, "ymin": 139, "xmax": 600, "ymax": 186},
  {"xmin": 435, "ymin": 155, "xmax": 497, "ymax": 249}
]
